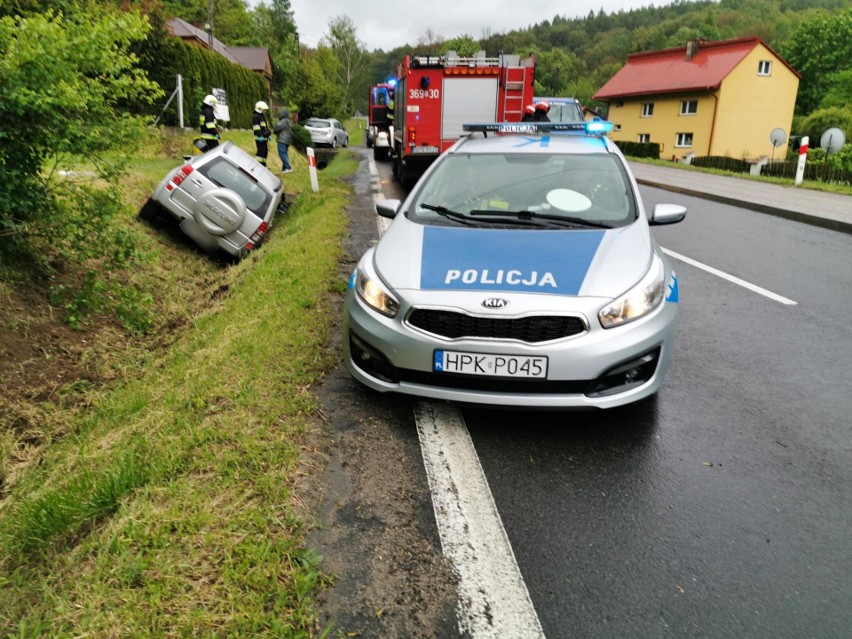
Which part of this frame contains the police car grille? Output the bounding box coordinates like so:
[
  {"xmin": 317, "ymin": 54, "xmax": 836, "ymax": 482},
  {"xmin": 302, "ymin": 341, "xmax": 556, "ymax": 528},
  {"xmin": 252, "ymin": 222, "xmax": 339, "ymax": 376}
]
[{"xmin": 406, "ymin": 309, "xmax": 585, "ymax": 342}]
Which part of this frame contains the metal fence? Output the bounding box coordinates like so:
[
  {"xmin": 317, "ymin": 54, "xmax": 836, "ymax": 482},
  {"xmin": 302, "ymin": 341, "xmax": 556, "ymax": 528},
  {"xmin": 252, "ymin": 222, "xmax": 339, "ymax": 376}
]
[{"xmin": 690, "ymin": 156, "xmax": 852, "ymax": 187}]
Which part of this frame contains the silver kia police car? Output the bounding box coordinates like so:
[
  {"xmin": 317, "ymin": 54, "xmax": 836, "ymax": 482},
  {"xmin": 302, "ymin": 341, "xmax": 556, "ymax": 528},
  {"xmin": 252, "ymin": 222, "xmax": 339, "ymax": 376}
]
[{"xmin": 344, "ymin": 122, "xmax": 686, "ymax": 409}]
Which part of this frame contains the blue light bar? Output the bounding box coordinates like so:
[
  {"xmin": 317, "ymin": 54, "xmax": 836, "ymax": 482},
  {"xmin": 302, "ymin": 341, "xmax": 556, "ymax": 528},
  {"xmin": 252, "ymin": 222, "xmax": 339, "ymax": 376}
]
[
  {"xmin": 585, "ymin": 120, "xmax": 614, "ymax": 134},
  {"xmin": 387, "ymin": 78, "xmax": 397, "ymax": 87},
  {"xmin": 462, "ymin": 121, "xmax": 614, "ymax": 136}
]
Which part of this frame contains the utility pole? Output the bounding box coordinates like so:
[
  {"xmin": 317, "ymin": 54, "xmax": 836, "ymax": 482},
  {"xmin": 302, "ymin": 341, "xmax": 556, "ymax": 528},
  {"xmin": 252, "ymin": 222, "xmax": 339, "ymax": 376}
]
[{"xmin": 207, "ymin": 0, "xmax": 214, "ymax": 49}]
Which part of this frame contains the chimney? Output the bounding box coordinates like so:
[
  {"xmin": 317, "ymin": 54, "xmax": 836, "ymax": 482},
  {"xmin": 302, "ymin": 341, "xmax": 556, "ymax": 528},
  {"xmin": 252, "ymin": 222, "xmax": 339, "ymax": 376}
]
[{"xmin": 686, "ymin": 39, "xmax": 699, "ymax": 61}]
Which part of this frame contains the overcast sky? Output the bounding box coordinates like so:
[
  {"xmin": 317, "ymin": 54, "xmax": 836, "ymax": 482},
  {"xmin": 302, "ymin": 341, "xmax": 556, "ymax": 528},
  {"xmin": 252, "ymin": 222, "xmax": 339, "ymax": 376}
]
[{"xmin": 288, "ymin": 1, "xmax": 674, "ymax": 52}]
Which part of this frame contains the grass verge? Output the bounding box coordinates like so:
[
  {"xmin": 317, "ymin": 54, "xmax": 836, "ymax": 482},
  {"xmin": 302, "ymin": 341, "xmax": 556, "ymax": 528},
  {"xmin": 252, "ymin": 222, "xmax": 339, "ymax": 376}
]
[{"xmin": 0, "ymin": 131, "xmax": 358, "ymax": 637}]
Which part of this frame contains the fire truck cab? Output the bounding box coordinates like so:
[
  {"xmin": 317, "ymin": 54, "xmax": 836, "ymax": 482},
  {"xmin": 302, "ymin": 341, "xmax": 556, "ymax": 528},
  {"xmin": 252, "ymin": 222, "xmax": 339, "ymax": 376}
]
[
  {"xmin": 391, "ymin": 51, "xmax": 536, "ymax": 187},
  {"xmin": 367, "ymin": 82, "xmax": 395, "ymax": 160}
]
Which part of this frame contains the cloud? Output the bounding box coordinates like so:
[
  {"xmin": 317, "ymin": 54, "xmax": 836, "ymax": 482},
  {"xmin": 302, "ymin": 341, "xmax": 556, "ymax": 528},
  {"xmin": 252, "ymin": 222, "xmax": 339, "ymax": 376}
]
[{"xmin": 288, "ymin": 0, "xmax": 655, "ymax": 52}]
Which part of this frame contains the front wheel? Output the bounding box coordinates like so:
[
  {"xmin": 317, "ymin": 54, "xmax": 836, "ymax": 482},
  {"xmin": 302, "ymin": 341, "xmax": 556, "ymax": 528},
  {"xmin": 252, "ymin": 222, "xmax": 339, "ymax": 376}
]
[{"xmin": 331, "ymin": 138, "xmax": 337, "ymax": 149}]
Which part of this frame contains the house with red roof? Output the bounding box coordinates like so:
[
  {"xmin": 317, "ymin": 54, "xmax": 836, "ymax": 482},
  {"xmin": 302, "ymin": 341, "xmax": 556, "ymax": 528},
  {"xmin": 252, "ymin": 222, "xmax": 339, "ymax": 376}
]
[
  {"xmin": 166, "ymin": 17, "xmax": 273, "ymax": 96},
  {"xmin": 593, "ymin": 37, "xmax": 800, "ymax": 161}
]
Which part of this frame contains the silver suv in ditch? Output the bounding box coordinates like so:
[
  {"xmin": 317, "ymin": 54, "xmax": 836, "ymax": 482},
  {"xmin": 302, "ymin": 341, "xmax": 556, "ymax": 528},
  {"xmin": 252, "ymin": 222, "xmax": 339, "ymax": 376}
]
[{"xmin": 149, "ymin": 142, "xmax": 285, "ymax": 258}]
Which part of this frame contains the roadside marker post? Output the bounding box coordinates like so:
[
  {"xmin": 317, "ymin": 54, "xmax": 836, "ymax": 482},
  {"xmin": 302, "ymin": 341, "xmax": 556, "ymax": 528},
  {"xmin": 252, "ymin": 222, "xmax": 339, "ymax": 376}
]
[
  {"xmin": 307, "ymin": 147, "xmax": 319, "ymax": 192},
  {"xmin": 794, "ymin": 136, "xmax": 808, "ymax": 186}
]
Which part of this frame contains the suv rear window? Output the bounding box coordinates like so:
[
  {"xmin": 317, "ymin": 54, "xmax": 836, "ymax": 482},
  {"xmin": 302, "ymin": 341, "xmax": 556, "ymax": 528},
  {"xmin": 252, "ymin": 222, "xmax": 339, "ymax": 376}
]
[{"xmin": 198, "ymin": 158, "xmax": 271, "ymax": 213}]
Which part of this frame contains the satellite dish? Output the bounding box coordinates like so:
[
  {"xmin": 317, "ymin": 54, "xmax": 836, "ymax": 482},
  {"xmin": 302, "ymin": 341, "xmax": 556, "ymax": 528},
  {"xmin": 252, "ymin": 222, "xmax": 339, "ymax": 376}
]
[
  {"xmin": 770, "ymin": 128, "xmax": 787, "ymax": 147},
  {"xmin": 820, "ymin": 127, "xmax": 846, "ymax": 154}
]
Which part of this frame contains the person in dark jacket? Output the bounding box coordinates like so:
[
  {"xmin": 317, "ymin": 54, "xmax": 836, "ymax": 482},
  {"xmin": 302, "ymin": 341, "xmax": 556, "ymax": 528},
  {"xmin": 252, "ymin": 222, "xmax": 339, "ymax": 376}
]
[
  {"xmin": 521, "ymin": 104, "xmax": 536, "ymax": 122},
  {"xmin": 273, "ymin": 108, "xmax": 293, "ymax": 174},
  {"xmin": 199, "ymin": 94, "xmax": 221, "ymax": 150},
  {"xmin": 252, "ymin": 101, "xmax": 271, "ymax": 166}
]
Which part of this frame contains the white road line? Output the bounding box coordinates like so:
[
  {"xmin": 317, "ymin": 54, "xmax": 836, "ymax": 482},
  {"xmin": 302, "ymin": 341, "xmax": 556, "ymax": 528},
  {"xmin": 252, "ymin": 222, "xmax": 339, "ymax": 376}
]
[
  {"xmin": 368, "ymin": 155, "xmax": 545, "ymax": 637},
  {"xmin": 662, "ymin": 247, "xmax": 798, "ymax": 306},
  {"xmin": 414, "ymin": 402, "xmax": 546, "ymax": 639}
]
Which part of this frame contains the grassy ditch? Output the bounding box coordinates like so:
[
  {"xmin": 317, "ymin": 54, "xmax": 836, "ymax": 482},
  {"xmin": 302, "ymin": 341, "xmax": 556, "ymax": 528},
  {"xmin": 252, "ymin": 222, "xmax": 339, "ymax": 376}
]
[{"xmin": 0, "ymin": 129, "xmax": 357, "ymax": 637}]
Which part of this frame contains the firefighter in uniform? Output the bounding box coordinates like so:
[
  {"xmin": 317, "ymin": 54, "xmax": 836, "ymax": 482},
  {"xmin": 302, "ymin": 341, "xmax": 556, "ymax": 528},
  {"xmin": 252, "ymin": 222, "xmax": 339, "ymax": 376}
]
[
  {"xmin": 199, "ymin": 94, "xmax": 221, "ymax": 151},
  {"xmin": 252, "ymin": 101, "xmax": 271, "ymax": 166},
  {"xmin": 534, "ymin": 100, "xmax": 551, "ymax": 122},
  {"xmin": 521, "ymin": 104, "xmax": 536, "ymax": 122}
]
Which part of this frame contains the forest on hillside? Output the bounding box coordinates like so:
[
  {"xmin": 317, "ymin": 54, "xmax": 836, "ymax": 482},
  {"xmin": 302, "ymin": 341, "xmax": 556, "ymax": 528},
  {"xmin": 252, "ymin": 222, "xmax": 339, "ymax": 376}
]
[
  {"xmin": 95, "ymin": 0, "xmax": 849, "ymax": 128},
  {"xmin": 366, "ymin": 0, "xmax": 850, "ymax": 119}
]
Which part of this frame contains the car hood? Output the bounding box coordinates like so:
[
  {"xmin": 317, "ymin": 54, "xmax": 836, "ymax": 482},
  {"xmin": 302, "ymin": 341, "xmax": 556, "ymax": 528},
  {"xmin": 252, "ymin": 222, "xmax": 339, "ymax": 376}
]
[{"xmin": 372, "ymin": 217, "xmax": 655, "ymax": 299}]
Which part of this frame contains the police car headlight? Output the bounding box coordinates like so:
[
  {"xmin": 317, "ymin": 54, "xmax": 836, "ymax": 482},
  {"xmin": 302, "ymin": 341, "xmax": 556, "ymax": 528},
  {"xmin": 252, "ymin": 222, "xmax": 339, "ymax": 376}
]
[
  {"xmin": 598, "ymin": 253, "xmax": 666, "ymax": 329},
  {"xmin": 356, "ymin": 264, "xmax": 400, "ymax": 318}
]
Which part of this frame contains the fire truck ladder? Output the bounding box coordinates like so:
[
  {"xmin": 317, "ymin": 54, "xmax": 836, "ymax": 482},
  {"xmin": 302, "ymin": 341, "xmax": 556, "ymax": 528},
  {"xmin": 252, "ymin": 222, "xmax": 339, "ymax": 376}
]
[{"xmin": 500, "ymin": 53, "xmax": 529, "ymax": 121}]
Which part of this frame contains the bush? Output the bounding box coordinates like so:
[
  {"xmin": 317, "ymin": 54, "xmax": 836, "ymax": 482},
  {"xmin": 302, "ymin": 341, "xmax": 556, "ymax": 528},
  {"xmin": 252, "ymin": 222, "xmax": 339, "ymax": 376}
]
[
  {"xmin": 613, "ymin": 141, "xmax": 661, "ymax": 159},
  {"xmin": 291, "ymin": 124, "xmax": 313, "ymax": 152},
  {"xmin": 691, "ymin": 156, "xmax": 752, "ymax": 173}
]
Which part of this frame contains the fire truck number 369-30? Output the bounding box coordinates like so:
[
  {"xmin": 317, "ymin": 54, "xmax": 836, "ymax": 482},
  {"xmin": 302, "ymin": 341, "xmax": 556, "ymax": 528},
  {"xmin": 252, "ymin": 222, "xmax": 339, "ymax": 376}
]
[{"xmin": 409, "ymin": 88, "xmax": 440, "ymax": 99}]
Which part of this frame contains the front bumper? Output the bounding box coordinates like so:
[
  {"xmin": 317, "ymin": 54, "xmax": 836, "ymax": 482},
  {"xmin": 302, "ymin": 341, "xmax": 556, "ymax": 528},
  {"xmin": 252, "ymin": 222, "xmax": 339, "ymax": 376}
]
[{"xmin": 343, "ymin": 288, "xmax": 678, "ymax": 409}]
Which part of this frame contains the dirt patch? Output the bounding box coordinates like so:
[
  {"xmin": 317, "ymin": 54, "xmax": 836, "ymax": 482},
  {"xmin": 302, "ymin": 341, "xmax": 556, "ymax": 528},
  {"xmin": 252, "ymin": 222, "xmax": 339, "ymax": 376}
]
[{"xmin": 304, "ymin": 150, "xmax": 460, "ymax": 637}]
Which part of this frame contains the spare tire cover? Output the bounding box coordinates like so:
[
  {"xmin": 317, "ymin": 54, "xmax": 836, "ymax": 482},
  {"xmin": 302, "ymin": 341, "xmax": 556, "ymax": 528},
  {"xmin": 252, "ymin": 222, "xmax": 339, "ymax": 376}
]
[{"xmin": 194, "ymin": 188, "xmax": 246, "ymax": 236}]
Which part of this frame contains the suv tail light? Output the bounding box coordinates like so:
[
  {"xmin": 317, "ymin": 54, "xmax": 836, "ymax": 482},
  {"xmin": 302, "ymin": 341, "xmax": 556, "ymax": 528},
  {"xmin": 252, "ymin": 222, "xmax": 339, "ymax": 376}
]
[
  {"xmin": 245, "ymin": 221, "xmax": 269, "ymax": 250},
  {"xmin": 166, "ymin": 165, "xmax": 194, "ymax": 191}
]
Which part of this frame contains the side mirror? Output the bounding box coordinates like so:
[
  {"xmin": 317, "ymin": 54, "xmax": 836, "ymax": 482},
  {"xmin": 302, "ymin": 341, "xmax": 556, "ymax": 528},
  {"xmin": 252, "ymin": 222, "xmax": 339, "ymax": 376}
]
[
  {"xmin": 649, "ymin": 203, "xmax": 687, "ymax": 226},
  {"xmin": 376, "ymin": 198, "xmax": 401, "ymax": 219}
]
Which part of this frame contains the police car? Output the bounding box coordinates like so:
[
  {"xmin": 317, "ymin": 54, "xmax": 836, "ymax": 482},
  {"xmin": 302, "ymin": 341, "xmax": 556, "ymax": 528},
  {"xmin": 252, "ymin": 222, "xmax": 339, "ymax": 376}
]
[{"xmin": 344, "ymin": 121, "xmax": 686, "ymax": 409}]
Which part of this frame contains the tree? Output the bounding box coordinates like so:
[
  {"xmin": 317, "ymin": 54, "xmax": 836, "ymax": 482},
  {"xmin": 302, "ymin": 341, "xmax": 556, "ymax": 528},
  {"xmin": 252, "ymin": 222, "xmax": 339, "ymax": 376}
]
[
  {"xmin": 780, "ymin": 8, "xmax": 852, "ymax": 114},
  {"xmin": 0, "ymin": 7, "xmax": 160, "ymax": 275},
  {"xmin": 442, "ymin": 34, "xmax": 478, "ymax": 57},
  {"xmin": 820, "ymin": 69, "xmax": 852, "ymax": 110},
  {"xmin": 161, "ymin": 0, "xmax": 255, "ymax": 45},
  {"xmin": 533, "ymin": 48, "xmax": 585, "ymax": 96},
  {"xmin": 321, "ymin": 15, "xmax": 366, "ymax": 116},
  {"xmin": 292, "ymin": 47, "xmax": 347, "ymax": 120},
  {"xmin": 251, "ymin": 0, "xmax": 299, "ymax": 104},
  {"xmin": 416, "ymin": 28, "xmax": 444, "ymax": 54}
]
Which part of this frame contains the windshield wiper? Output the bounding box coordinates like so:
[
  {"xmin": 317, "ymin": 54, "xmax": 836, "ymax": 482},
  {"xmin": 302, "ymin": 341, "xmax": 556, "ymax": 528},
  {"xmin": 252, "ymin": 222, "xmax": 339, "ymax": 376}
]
[
  {"xmin": 469, "ymin": 209, "xmax": 614, "ymax": 229},
  {"xmin": 418, "ymin": 203, "xmax": 477, "ymax": 226}
]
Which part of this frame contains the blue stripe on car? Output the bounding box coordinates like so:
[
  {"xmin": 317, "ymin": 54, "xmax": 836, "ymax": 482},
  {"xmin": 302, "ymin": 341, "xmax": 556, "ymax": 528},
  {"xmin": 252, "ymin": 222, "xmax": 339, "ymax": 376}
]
[
  {"xmin": 667, "ymin": 273, "xmax": 679, "ymax": 302},
  {"xmin": 420, "ymin": 227, "xmax": 604, "ymax": 294}
]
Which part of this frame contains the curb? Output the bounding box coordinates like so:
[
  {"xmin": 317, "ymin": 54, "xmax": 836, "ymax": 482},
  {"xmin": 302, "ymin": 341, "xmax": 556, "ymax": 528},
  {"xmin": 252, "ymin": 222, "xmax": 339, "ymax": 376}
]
[{"xmin": 635, "ymin": 178, "xmax": 852, "ymax": 236}]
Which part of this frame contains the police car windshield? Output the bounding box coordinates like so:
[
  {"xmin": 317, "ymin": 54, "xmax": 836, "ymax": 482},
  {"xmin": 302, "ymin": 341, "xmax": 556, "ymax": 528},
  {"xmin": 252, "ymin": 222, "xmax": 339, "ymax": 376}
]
[{"xmin": 411, "ymin": 152, "xmax": 636, "ymax": 228}]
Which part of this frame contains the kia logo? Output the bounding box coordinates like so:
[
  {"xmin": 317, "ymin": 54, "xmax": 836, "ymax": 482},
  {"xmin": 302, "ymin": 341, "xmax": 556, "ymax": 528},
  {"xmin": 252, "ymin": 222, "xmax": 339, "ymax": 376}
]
[{"xmin": 482, "ymin": 298, "xmax": 509, "ymax": 309}]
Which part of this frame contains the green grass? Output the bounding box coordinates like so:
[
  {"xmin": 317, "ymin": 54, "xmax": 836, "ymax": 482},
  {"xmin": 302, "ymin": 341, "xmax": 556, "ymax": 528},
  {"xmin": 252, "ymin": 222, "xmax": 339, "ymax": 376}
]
[
  {"xmin": 0, "ymin": 130, "xmax": 357, "ymax": 637},
  {"xmin": 346, "ymin": 117, "xmax": 366, "ymax": 148}
]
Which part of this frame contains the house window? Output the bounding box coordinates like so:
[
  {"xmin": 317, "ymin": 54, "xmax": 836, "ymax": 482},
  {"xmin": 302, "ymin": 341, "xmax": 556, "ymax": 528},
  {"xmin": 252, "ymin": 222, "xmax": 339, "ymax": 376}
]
[
  {"xmin": 638, "ymin": 134, "xmax": 650, "ymax": 143},
  {"xmin": 641, "ymin": 103, "xmax": 654, "ymax": 117},
  {"xmin": 615, "ymin": 100, "xmax": 624, "ymax": 108},
  {"xmin": 675, "ymin": 132, "xmax": 693, "ymax": 147},
  {"xmin": 758, "ymin": 60, "xmax": 772, "ymax": 76},
  {"xmin": 680, "ymin": 100, "xmax": 698, "ymax": 115},
  {"xmin": 614, "ymin": 124, "xmax": 622, "ymax": 131}
]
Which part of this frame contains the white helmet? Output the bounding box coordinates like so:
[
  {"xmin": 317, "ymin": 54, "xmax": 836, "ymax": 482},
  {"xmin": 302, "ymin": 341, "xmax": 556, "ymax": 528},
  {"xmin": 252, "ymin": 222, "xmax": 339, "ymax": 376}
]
[
  {"xmin": 203, "ymin": 94, "xmax": 218, "ymax": 106},
  {"xmin": 255, "ymin": 101, "xmax": 269, "ymax": 112}
]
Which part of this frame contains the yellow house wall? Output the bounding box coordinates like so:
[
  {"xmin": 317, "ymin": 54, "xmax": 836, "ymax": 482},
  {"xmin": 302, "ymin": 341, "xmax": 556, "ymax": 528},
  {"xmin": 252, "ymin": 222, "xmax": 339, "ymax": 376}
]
[
  {"xmin": 713, "ymin": 44, "xmax": 799, "ymax": 159},
  {"xmin": 606, "ymin": 93, "xmax": 715, "ymax": 160}
]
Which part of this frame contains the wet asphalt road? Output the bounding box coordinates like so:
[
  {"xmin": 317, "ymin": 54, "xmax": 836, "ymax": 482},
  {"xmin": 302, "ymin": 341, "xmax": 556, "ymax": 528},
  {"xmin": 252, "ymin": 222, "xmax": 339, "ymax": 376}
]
[{"xmin": 362, "ymin": 153, "xmax": 852, "ymax": 637}]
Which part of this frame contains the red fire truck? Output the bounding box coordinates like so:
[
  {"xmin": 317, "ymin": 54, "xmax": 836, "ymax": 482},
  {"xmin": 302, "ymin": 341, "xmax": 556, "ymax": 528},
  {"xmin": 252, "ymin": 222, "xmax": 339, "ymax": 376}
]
[
  {"xmin": 390, "ymin": 52, "xmax": 536, "ymax": 187},
  {"xmin": 366, "ymin": 82, "xmax": 395, "ymax": 160}
]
